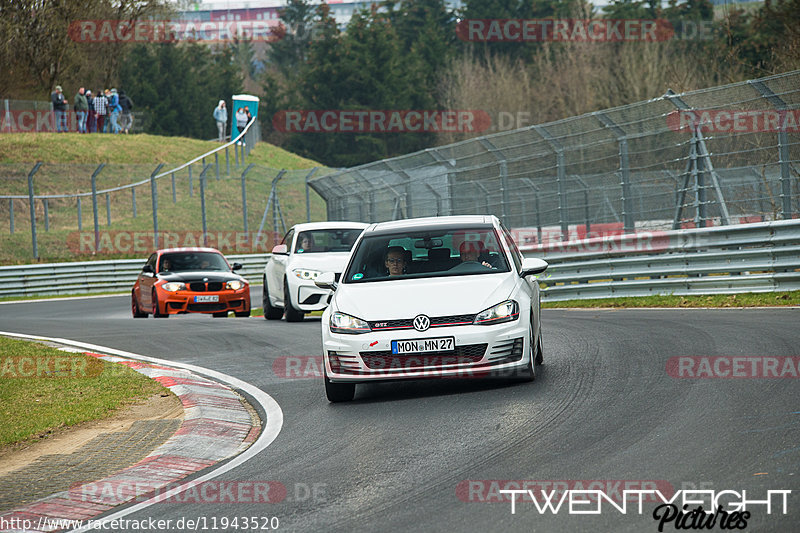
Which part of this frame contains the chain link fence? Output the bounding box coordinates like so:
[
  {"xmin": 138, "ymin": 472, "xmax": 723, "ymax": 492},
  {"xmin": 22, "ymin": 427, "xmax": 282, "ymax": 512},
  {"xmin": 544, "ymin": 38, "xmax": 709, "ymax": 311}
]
[{"xmin": 308, "ymin": 70, "xmax": 800, "ymax": 245}]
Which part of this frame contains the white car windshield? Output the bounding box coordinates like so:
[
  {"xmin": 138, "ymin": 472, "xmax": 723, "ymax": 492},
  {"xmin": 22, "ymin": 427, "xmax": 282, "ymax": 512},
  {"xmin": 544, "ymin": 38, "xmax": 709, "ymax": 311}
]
[
  {"xmin": 343, "ymin": 227, "xmax": 510, "ymax": 283},
  {"xmin": 294, "ymin": 229, "xmax": 362, "ymax": 254}
]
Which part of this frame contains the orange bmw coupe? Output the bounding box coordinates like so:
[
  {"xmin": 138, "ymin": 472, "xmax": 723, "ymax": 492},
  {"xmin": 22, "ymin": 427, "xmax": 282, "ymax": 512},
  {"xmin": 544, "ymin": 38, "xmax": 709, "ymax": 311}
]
[{"xmin": 132, "ymin": 247, "xmax": 251, "ymax": 318}]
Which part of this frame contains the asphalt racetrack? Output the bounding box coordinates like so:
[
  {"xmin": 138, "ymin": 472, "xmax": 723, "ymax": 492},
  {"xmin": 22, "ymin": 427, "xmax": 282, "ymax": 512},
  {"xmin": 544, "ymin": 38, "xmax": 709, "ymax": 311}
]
[{"xmin": 1, "ymin": 289, "xmax": 798, "ymax": 532}]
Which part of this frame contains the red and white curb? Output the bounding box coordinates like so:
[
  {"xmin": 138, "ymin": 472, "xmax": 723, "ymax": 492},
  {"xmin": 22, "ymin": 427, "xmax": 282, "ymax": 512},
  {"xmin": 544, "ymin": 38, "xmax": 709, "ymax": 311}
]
[{"xmin": 0, "ymin": 332, "xmax": 283, "ymax": 533}]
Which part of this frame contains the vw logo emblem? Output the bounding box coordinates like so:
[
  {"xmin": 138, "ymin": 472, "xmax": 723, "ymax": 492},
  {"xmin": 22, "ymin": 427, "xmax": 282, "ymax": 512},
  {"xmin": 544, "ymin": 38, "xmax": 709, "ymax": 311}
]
[{"xmin": 413, "ymin": 315, "xmax": 430, "ymax": 332}]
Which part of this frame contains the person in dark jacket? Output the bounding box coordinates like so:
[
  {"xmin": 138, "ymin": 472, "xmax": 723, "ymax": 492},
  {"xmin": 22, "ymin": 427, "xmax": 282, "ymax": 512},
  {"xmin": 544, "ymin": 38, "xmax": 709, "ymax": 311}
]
[
  {"xmin": 118, "ymin": 89, "xmax": 134, "ymax": 134},
  {"xmin": 51, "ymin": 85, "xmax": 68, "ymax": 133},
  {"xmin": 73, "ymin": 87, "xmax": 88, "ymax": 133}
]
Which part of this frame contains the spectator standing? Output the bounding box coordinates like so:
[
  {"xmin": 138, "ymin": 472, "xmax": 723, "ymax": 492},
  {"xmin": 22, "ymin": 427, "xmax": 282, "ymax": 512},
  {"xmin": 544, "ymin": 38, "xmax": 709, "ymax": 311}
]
[
  {"xmin": 73, "ymin": 87, "xmax": 88, "ymax": 133},
  {"xmin": 118, "ymin": 89, "xmax": 134, "ymax": 134},
  {"xmin": 93, "ymin": 90, "xmax": 108, "ymax": 133},
  {"xmin": 109, "ymin": 88, "xmax": 121, "ymax": 134},
  {"xmin": 85, "ymin": 90, "xmax": 96, "ymax": 133},
  {"xmin": 213, "ymin": 100, "xmax": 227, "ymax": 142},
  {"xmin": 51, "ymin": 85, "xmax": 68, "ymax": 133},
  {"xmin": 235, "ymin": 107, "xmax": 248, "ymax": 143}
]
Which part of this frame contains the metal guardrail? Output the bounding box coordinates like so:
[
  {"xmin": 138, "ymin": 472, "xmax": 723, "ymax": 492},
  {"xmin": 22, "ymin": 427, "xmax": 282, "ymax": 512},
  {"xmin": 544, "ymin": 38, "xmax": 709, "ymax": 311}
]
[
  {"xmin": 525, "ymin": 219, "xmax": 800, "ymax": 301},
  {"xmin": 0, "ymin": 254, "xmax": 270, "ymax": 298},
  {"xmin": 2, "ymin": 220, "xmax": 798, "ymax": 300}
]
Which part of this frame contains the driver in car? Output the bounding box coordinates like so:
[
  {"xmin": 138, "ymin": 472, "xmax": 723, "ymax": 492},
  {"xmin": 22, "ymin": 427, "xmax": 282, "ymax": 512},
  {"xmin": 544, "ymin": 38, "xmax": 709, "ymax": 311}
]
[
  {"xmin": 384, "ymin": 246, "xmax": 407, "ymax": 276},
  {"xmin": 459, "ymin": 241, "xmax": 492, "ymax": 268}
]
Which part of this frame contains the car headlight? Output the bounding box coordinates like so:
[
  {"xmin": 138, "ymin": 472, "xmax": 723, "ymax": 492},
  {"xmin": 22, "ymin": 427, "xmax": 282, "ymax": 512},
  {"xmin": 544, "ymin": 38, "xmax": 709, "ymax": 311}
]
[
  {"xmin": 474, "ymin": 300, "xmax": 519, "ymax": 325},
  {"xmin": 293, "ymin": 269, "xmax": 322, "ymax": 281},
  {"xmin": 330, "ymin": 312, "xmax": 371, "ymax": 334},
  {"xmin": 162, "ymin": 282, "xmax": 186, "ymax": 292},
  {"xmin": 226, "ymin": 280, "xmax": 246, "ymax": 290}
]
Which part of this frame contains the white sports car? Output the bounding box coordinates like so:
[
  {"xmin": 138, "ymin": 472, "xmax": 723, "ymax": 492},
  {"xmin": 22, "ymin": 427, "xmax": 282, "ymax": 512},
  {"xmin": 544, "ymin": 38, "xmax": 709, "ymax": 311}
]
[
  {"xmin": 262, "ymin": 222, "xmax": 368, "ymax": 321},
  {"xmin": 315, "ymin": 215, "xmax": 548, "ymax": 402}
]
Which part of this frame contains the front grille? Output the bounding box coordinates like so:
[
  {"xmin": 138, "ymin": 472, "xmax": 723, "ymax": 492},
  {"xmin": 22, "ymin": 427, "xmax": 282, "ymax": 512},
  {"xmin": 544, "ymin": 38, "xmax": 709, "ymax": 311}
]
[
  {"xmin": 360, "ymin": 343, "xmax": 487, "ymax": 369},
  {"xmin": 188, "ymin": 281, "xmax": 224, "ymax": 292},
  {"xmin": 189, "ymin": 282, "xmax": 206, "ymax": 292},
  {"xmin": 187, "ymin": 302, "xmax": 227, "ymax": 311},
  {"xmin": 207, "ymin": 281, "xmax": 223, "ymax": 291},
  {"xmin": 369, "ymin": 314, "xmax": 476, "ymax": 331},
  {"xmin": 487, "ymin": 337, "xmax": 524, "ymax": 364}
]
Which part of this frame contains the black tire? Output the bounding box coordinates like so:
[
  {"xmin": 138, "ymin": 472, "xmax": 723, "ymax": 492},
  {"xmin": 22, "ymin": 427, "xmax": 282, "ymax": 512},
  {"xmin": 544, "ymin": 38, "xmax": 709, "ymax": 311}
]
[
  {"xmin": 324, "ymin": 367, "xmax": 355, "ymax": 402},
  {"xmin": 152, "ymin": 290, "xmax": 168, "ymax": 318},
  {"xmin": 132, "ymin": 291, "xmax": 148, "ymax": 318},
  {"xmin": 517, "ymin": 316, "xmax": 537, "ymax": 382},
  {"xmin": 283, "ymin": 280, "xmax": 305, "ymax": 322},
  {"xmin": 212, "ymin": 311, "xmax": 228, "ymax": 317},
  {"xmin": 262, "ymin": 276, "xmax": 283, "ymax": 320}
]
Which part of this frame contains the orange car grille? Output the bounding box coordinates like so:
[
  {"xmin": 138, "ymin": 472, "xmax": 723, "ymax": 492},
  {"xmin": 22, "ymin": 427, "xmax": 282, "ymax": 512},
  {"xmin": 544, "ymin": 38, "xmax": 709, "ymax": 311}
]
[{"xmin": 188, "ymin": 281, "xmax": 224, "ymax": 292}]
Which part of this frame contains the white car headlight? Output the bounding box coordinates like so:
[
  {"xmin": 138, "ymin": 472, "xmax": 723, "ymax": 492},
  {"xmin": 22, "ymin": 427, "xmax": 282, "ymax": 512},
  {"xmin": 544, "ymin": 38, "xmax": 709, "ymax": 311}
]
[
  {"xmin": 162, "ymin": 282, "xmax": 186, "ymax": 292},
  {"xmin": 330, "ymin": 312, "xmax": 371, "ymax": 334},
  {"xmin": 226, "ymin": 280, "xmax": 246, "ymax": 290},
  {"xmin": 474, "ymin": 300, "xmax": 519, "ymax": 325},
  {"xmin": 293, "ymin": 269, "xmax": 322, "ymax": 281}
]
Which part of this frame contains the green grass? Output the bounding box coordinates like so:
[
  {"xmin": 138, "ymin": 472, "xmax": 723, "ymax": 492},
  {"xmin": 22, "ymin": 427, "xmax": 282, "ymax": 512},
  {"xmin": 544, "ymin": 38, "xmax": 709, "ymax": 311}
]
[
  {"xmin": 0, "ymin": 133, "xmax": 331, "ymax": 264},
  {"xmin": 0, "ymin": 336, "xmax": 168, "ymax": 447},
  {"xmin": 542, "ymin": 291, "xmax": 800, "ymax": 308}
]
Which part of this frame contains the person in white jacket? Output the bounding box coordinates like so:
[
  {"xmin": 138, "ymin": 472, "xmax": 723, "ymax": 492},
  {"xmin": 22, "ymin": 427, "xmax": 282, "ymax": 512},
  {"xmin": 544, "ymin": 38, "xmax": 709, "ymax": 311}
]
[{"xmin": 213, "ymin": 100, "xmax": 227, "ymax": 142}]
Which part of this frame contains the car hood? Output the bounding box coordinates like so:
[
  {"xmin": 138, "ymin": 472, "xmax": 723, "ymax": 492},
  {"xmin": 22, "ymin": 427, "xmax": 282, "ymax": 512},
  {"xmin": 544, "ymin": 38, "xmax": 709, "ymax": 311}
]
[
  {"xmin": 157, "ymin": 271, "xmax": 244, "ymax": 283},
  {"xmin": 333, "ymin": 273, "xmax": 518, "ymax": 320},
  {"xmin": 289, "ymin": 252, "xmax": 352, "ymax": 273}
]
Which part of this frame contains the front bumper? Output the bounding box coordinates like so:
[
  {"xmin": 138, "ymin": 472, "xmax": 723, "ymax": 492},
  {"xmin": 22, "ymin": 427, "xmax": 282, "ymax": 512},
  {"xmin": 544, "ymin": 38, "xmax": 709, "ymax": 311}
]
[
  {"xmin": 290, "ymin": 278, "xmax": 334, "ymax": 312},
  {"xmin": 157, "ymin": 288, "xmax": 250, "ymax": 314},
  {"xmin": 322, "ymin": 320, "xmax": 530, "ymax": 382}
]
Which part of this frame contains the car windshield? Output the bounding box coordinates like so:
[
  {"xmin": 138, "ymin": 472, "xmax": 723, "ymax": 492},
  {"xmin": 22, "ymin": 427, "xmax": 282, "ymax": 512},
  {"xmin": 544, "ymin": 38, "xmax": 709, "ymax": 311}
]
[
  {"xmin": 159, "ymin": 252, "xmax": 229, "ymax": 272},
  {"xmin": 294, "ymin": 229, "xmax": 362, "ymax": 254},
  {"xmin": 343, "ymin": 227, "xmax": 509, "ymax": 283}
]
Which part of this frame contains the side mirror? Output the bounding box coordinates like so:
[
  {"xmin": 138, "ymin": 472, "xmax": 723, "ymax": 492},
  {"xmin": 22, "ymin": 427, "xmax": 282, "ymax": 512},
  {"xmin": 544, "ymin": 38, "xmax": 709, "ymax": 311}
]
[
  {"xmin": 271, "ymin": 244, "xmax": 288, "ymax": 255},
  {"xmin": 314, "ymin": 271, "xmax": 337, "ymax": 291},
  {"xmin": 142, "ymin": 264, "xmax": 154, "ymax": 274},
  {"xmin": 520, "ymin": 257, "xmax": 548, "ymax": 277},
  {"xmin": 232, "ymin": 262, "xmax": 243, "ymax": 271}
]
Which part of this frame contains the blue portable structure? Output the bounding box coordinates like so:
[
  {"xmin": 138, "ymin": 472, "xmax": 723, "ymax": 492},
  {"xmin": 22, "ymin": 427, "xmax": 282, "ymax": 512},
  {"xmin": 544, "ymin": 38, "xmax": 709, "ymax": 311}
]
[{"xmin": 231, "ymin": 94, "xmax": 259, "ymax": 142}]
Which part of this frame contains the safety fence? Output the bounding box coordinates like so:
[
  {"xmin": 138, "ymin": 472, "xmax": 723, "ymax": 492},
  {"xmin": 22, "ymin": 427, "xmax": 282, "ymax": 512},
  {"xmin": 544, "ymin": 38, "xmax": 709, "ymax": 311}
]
[
  {"xmin": 2, "ymin": 220, "xmax": 797, "ymax": 300},
  {"xmin": 308, "ymin": 70, "xmax": 800, "ymax": 238}
]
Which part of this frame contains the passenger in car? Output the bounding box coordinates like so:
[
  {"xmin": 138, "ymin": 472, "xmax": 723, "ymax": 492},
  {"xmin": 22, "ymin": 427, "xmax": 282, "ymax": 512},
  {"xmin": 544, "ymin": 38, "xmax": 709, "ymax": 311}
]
[{"xmin": 384, "ymin": 246, "xmax": 407, "ymax": 276}]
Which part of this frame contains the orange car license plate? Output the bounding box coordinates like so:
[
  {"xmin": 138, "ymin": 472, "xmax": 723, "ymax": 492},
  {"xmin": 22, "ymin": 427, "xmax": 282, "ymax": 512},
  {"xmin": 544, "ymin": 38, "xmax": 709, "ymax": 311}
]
[{"xmin": 194, "ymin": 295, "xmax": 219, "ymax": 303}]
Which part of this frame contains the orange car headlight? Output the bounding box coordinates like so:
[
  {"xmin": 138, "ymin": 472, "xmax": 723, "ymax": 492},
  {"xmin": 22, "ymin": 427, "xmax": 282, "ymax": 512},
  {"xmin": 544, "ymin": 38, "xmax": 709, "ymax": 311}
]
[
  {"xmin": 226, "ymin": 280, "xmax": 246, "ymax": 291},
  {"xmin": 162, "ymin": 282, "xmax": 186, "ymax": 292}
]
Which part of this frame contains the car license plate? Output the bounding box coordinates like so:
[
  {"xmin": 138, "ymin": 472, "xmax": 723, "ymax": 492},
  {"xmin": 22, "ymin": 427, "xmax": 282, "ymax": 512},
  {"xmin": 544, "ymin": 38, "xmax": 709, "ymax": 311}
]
[
  {"xmin": 194, "ymin": 295, "xmax": 219, "ymax": 303},
  {"xmin": 392, "ymin": 337, "xmax": 455, "ymax": 354}
]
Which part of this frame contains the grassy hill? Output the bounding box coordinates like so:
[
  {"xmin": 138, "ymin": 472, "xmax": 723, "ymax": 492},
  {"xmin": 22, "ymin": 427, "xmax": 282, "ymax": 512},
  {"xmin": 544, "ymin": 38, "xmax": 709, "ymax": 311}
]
[{"xmin": 0, "ymin": 134, "xmax": 332, "ymax": 264}]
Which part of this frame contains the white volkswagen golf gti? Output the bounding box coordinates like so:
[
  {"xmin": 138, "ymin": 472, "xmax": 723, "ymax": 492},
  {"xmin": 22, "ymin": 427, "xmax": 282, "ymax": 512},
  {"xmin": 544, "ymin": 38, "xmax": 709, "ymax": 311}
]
[
  {"xmin": 263, "ymin": 221, "xmax": 368, "ymax": 321},
  {"xmin": 315, "ymin": 215, "xmax": 548, "ymax": 402}
]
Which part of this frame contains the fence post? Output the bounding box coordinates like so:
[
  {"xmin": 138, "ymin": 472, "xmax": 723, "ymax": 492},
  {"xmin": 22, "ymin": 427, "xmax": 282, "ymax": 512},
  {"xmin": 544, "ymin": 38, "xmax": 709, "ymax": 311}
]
[
  {"xmin": 215, "ymin": 152, "xmax": 220, "ymax": 181},
  {"xmin": 305, "ymin": 167, "xmax": 319, "ymax": 222},
  {"xmin": 43, "ymin": 199, "xmax": 49, "ymax": 231},
  {"xmin": 132, "ymin": 187, "xmax": 137, "ymax": 218},
  {"xmin": 594, "ymin": 111, "xmax": 635, "ymax": 233},
  {"xmin": 105, "ymin": 193, "xmax": 111, "ymax": 226},
  {"xmin": 188, "ymin": 164, "xmax": 193, "ymax": 198},
  {"xmin": 91, "ymin": 163, "xmax": 104, "ymax": 253},
  {"xmin": 199, "ymin": 164, "xmax": 211, "ymax": 246},
  {"xmin": 226, "ymin": 146, "xmax": 230, "ymax": 176},
  {"xmin": 9, "ymin": 199, "xmax": 14, "ymax": 234},
  {"xmin": 150, "ymin": 163, "xmax": 164, "ymax": 249},
  {"xmin": 27, "ymin": 162, "xmax": 42, "ymax": 259},
  {"xmin": 532, "ymin": 125, "xmax": 569, "ymax": 241},
  {"xmin": 235, "ymin": 140, "xmax": 240, "ymax": 168},
  {"xmin": 171, "ymin": 172, "xmax": 176, "ymax": 203},
  {"xmin": 479, "ymin": 138, "xmax": 510, "ymax": 223},
  {"xmin": 241, "ymin": 163, "xmax": 254, "ymax": 239},
  {"xmin": 77, "ymin": 197, "xmax": 81, "ymax": 231},
  {"xmin": 748, "ymin": 80, "xmax": 793, "ymax": 220}
]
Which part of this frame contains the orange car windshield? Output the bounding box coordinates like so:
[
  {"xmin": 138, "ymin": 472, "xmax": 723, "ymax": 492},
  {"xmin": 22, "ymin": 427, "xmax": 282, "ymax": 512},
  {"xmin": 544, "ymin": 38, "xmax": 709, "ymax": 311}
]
[{"xmin": 159, "ymin": 252, "xmax": 229, "ymax": 272}]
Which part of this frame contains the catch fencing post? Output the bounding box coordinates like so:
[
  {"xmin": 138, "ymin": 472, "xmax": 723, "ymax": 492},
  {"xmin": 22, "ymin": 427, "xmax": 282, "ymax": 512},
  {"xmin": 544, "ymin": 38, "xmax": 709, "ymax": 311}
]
[
  {"xmin": 479, "ymin": 138, "xmax": 510, "ymax": 223},
  {"xmin": 43, "ymin": 199, "xmax": 49, "ymax": 231},
  {"xmin": 27, "ymin": 162, "xmax": 42, "ymax": 259},
  {"xmin": 9, "ymin": 199, "xmax": 14, "ymax": 234},
  {"xmin": 241, "ymin": 163, "xmax": 254, "ymax": 239},
  {"xmin": 77, "ymin": 197, "xmax": 81, "ymax": 230},
  {"xmin": 171, "ymin": 172, "xmax": 176, "ymax": 203},
  {"xmin": 226, "ymin": 146, "xmax": 230, "ymax": 176},
  {"xmin": 594, "ymin": 111, "xmax": 635, "ymax": 233},
  {"xmin": 150, "ymin": 163, "xmax": 164, "ymax": 248},
  {"xmin": 532, "ymin": 125, "xmax": 569, "ymax": 241},
  {"xmin": 215, "ymin": 152, "xmax": 220, "ymax": 181},
  {"xmin": 199, "ymin": 164, "xmax": 211, "ymax": 246},
  {"xmin": 106, "ymin": 193, "xmax": 111, "ymax": 226},
  {"xmin": 305, "ymin": 167, "xmax": 319, "ymax": 222},
  {"xmin": 188, "ymin": 164, "xmax": 193, "ymax": 198},
  {"xmin": 91, "ymin": 164, "xmax": 105, "ymax": 252},
  {"xmin": 132, "ymin": 188, "xmax": 137, "ymax": 218}
]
